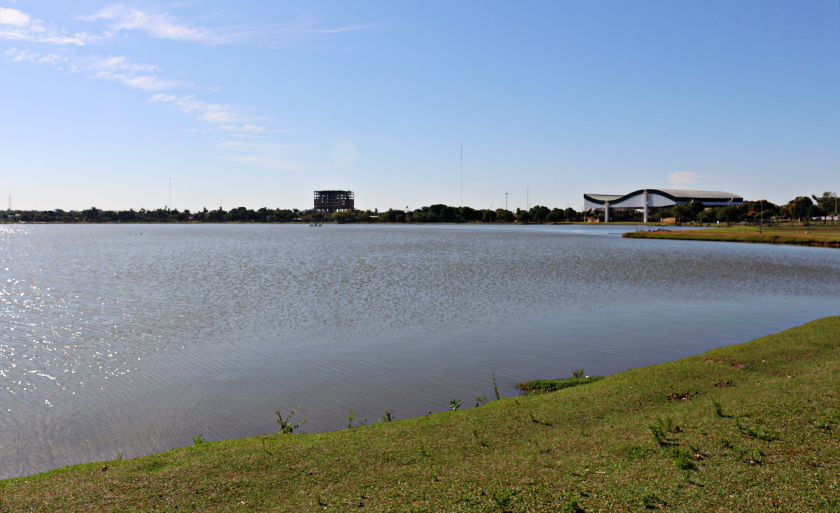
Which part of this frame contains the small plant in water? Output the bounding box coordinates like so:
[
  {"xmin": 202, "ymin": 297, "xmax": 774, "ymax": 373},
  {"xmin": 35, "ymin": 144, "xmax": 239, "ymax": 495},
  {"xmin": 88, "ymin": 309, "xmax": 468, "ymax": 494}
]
[
  {"xmin": 346, "ymin": 411, "xmax": 355, "ymax": 429},
  {"xmin": 572, "ymin": 368, "xmax": 585, "ymax": 378},
  {"xmin": 449, "ymin": 399, "xmax": 462, "ymax": 411},
  {"xmin": 378, "ymin": 409, "xmax": 394, "ymax": 423},
  {"xmin": 477, "ymin": 393, "xmax": 490, "ymax": 406},
  {"xmin": 192, "ymin": 433, "xmax": 205, "ymax": 445},
  {"xmin": 492, "ymin": 371, "xmax": 501, "ymax": 400},
  {"xmin": 115, "ymin": 451, "xmax": 123, "ymax": 461},
  {"xmin": 275, "ymin": 406, "xmax": 307, "ymax": 434}
]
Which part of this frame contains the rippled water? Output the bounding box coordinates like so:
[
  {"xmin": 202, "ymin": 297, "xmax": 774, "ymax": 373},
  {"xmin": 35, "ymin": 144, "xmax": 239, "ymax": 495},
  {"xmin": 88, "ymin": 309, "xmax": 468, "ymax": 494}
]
[{"xmin": 1, "ymin": 224, "xmax": 838, "ymax": 478}]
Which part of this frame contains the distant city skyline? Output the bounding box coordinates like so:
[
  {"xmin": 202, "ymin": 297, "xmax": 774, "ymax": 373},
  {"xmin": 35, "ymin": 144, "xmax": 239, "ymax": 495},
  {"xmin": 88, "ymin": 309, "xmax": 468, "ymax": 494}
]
[{"xmin": 2, "ymin": 2, "xmax": 838, "ymax": 212}]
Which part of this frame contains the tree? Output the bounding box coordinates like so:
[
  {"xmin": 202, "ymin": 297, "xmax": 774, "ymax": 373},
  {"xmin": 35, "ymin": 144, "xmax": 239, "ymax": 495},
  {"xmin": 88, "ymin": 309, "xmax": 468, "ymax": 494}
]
[
  {"xmin": 546, "ymin": 208, "xmax": 564, "ymax": 223},
  {"xmin": 697, "ymin": 208, "xmax": 717, "ymax": 224},
  {"xmin": 529, "ymin": 205, "xmax": 550, "ymax": 223},
  {"xmin": 787, "ymin": 196, "xmax": 814, "ymax": 222},
  {"xmin": 517, "ymin": 211, "xmax": 532, "ymax": 224}
]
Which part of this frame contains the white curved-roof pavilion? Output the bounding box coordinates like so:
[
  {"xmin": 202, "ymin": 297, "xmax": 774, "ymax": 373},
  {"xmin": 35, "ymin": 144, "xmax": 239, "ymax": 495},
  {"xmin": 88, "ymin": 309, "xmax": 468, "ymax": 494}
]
[{"xmin": 583, "ymin": 189, "xmax": 743, "ymax": 222}]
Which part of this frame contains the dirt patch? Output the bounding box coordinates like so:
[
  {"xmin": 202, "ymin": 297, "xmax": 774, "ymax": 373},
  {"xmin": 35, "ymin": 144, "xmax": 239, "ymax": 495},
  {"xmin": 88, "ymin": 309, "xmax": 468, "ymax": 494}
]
[
  {"xmin": 714, "ymin": 381, "xmax": 736, "ymax": 387},
  {"xmin": 667, "ymin": 392, "xmax": 697, "ymax": 401},
  {"xmin": 731, "ymin": 363, "xmax": 745, "ymax": 369}
]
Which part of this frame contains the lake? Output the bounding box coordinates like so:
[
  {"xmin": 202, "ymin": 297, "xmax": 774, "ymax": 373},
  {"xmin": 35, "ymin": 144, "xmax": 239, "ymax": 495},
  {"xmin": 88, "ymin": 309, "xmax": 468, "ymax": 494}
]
[{"xmin": 1, "ymin": 223, "xmax": 838, "ymax": 479}]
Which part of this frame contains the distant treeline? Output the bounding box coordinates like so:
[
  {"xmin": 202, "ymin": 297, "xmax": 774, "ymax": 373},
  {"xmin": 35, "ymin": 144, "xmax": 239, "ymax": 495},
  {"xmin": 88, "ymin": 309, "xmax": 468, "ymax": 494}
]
[
  {"xmin": 2, "ymin": 192, "xmax": 836, "ymax": 224},
  {"xmin": 645, "ymin": 192, "xmax": 837, "ymax": 224}
]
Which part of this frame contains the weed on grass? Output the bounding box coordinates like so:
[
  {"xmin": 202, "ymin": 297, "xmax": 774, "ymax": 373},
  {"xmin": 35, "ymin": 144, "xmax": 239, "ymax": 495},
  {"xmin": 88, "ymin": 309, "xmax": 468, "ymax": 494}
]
[
  {"xmin": 473, "ymin": 429, "xmax": 489, "ymax": 447},
  {"xmin": 712, "ymin": 400, "xmax": 729, "ymax": 418},
  {"xmin": 191, "ymin": 434, "xmax": 204, "ymax": 445},
  {"xmin": 449, "ymin": 399, "xmax": 462, "ymax": 411},
  {"xmin": 734, "ymin": 416, "xmax": 774, "ymax": 441},
  {"xmin": 492, "ymin": 487, "xmax": 513, "ymax": 511},
  {"xmin": 650, "ymin": 416, "xmax": 679, "ymax": 446},
  {"xmin": 492, "ymin": 370, "xmax": 501, "ymax": 400},
  {"xmin": 672, "ymin": 448, "xmax": 695, "ymax": 470},
  {"xmin": 641, "ymin": 490, "xmax": 665, "ymax": 509},
  {"xmin": 560, "ymin": 494, "xmax": 583, "ymax": 513},
  {"xmin": 528, "ymin": 410, "xmax": 554, "ymax": 427}
]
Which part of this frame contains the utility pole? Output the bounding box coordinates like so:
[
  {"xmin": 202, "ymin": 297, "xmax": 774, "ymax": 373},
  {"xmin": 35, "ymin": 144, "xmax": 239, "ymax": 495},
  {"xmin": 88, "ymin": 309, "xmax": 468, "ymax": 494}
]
[
  {"xmin": 505, "ymin": 193, "xmax": 508, "ymax": 211},
  {"xmin": 460, "ymin": 143, "xmax": 463, "ymax": 208},
  {"xmin": 169, "ymin": 177, "xmax": 172, "ymax": 211},
  {"xmin": 527, "ymin": 188, "xmax": 529, "ymax": 210}
]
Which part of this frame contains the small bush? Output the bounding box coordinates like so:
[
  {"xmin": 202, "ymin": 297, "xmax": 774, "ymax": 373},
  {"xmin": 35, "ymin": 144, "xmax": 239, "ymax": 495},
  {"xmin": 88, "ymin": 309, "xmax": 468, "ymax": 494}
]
[
  {"xmin": 275, "ymin": 406, "xmax": 307, "ymax": 434},
  {"xmin": 192, "ymin": 434, "xmax": 204, "ymax": 445},
  {"xmin": 672, "ymin": 449, "xmax": 694, "ymax": 470}
]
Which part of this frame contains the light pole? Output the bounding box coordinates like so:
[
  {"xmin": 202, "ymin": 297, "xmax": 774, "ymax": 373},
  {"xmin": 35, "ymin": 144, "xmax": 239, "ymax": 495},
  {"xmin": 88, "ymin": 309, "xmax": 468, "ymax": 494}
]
[{"xmin": 505, "ymin": 193, "xmax": 508, "ymax": 211}]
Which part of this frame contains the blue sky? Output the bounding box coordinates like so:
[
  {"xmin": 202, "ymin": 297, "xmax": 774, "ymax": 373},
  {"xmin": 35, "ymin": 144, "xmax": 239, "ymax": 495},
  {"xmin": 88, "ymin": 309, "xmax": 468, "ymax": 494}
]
[{"xmin": 1, "ymin": 1, "xmax": 838, "ymax": 212}]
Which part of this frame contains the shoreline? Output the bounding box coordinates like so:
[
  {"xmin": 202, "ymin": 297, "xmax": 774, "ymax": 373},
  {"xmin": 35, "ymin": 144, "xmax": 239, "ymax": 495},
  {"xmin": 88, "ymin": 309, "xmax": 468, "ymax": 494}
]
[
  {"xmin": 623, "ymin": 226, "xmax": 840, "ymax": 248},
  {"xmin": 4, "ymin": 316, "xmax": 839, "ymax": 510}
]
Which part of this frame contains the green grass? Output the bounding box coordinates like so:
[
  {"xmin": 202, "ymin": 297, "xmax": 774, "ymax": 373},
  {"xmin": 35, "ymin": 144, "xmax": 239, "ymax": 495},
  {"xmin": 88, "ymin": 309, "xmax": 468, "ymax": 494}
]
[
  {"xmin": 3, "ymin": 317, "xmax": 840, "ymax": 511},
  {"xmin": 515, "ymin": 376, "xmax": 604, "ymax": 394},
  {"xmin": 623, "ymin": 224, "xmax": 840, "ymax": 247}
]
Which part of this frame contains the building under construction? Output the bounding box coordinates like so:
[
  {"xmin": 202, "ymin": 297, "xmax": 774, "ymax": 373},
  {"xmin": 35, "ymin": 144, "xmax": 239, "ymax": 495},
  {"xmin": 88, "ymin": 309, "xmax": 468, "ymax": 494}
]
[{"xmin": 314, "ymin": 190, "xmax": 355, "ymax": 213}]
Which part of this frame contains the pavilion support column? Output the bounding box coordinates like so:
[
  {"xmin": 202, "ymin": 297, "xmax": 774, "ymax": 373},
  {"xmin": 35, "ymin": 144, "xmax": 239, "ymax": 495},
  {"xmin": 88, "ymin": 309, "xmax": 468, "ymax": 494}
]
[
  {"xmin": 643, "ymin": 190, "xmax": 649, "ymax": 223},
  {"xmin": 604, "ymin": 201, "xmax": 610, "ymax": 223}
]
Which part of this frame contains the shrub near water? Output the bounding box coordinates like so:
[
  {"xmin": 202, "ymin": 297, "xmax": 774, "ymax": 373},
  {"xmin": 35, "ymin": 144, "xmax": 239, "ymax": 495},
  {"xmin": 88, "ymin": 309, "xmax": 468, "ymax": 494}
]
[{"xmin": 3, "ymin": 317, "xmax": 840, "ymax": 511}]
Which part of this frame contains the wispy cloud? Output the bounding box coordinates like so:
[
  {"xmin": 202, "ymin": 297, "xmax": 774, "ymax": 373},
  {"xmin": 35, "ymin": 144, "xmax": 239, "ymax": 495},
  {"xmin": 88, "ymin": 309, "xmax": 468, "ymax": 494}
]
[
  {"xmin": 150, "ymin": 94, "xmax": 265, "ymax": 124},
  {"xmin": 5, "ymin": 48, "xmax": 67, "ymax": 65},
  {"xmin": 668, "ymin": 171, "xmax": 702, "ymax": 188},
  {"xmin": 0, "ymin": 7, "xmax": 102, "ymax": 45},
  {"xmin": 87, "ymin": 55, "xmax": 159, "ymax": 73},
  {"xmin": 79, "ymin": 55, "xmax": 185, "ymax": 91},
  {"xmin": 80, "ymin": 4, "xmax": 228, "ymax": 45}
]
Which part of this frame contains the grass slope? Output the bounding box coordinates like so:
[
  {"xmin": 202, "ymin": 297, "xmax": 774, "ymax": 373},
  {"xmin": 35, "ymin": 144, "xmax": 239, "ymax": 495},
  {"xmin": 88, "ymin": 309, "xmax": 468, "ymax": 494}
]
[
  {"xmin": 623, "ymin": 225, "xmax": 840, "ymax": 247},
  {"xmin": 3, "ymin": 317, "xmax": 840, "ymax": 512}
]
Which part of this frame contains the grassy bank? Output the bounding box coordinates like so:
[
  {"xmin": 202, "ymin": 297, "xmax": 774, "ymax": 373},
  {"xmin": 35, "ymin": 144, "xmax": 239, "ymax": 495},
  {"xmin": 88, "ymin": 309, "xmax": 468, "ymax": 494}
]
[
  {"xmin": 623, "ymin": 224, "xmax": 840, "ymax": 247},
  {"xmin": 3, "ymin": 318, "xmax": 840, "ymax": 512}
]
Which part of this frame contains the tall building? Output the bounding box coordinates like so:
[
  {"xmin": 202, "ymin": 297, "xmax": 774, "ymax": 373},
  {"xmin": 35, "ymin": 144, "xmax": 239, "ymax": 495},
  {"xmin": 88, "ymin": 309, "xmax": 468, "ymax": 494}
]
[{"xmin": 314, "ymin": 190, "xmax": 355, "ymax": 213}]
